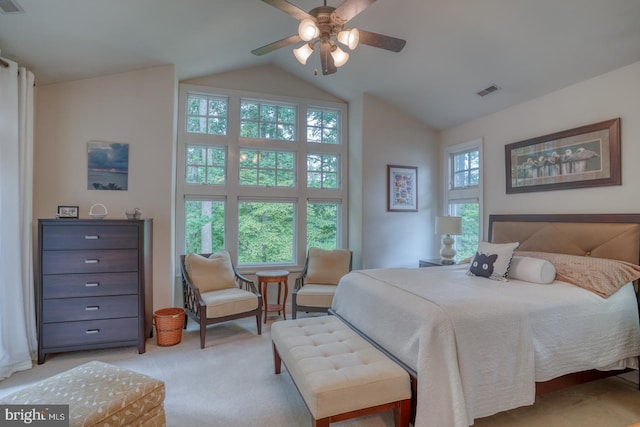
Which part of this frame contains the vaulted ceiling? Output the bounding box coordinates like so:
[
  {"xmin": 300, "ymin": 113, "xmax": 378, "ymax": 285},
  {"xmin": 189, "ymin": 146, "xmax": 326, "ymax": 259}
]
[{"xmin": 1, "ymin": 0, "xmax": 639, "ymax": 130}]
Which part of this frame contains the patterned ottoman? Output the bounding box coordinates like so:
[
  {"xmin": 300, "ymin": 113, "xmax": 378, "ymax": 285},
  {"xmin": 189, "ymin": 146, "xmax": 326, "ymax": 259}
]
[{"xmin": 0, "ymin": 361, "xmax": 165, "ymax": 427}]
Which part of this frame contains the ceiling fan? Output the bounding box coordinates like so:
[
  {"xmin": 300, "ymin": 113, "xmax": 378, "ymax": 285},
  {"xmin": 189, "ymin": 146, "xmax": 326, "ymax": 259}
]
[{"xmin": 251, "ymin": 0, "xmax": 406, "ymax": 75}]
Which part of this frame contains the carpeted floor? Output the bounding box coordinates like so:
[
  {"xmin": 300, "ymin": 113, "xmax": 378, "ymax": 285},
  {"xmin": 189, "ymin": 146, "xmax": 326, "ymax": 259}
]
[{"xmin": 1, "ymin": 313, "xmax": 639, "ymax": 427}]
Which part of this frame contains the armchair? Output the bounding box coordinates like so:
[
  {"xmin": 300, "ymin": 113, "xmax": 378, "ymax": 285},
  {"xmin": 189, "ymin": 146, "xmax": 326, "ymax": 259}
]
[
  {"xmin": 180, "ymin": 250, "xmax": 262, "ymax": 348},
  {"xmin": 292, "ymin": 247, "xmax": 352, "ymax": 319}
]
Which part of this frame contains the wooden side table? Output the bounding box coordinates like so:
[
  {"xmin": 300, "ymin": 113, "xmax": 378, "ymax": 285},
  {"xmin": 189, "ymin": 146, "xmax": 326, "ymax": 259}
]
[{"xmin": 256, "ymin": 270, "xmax": 289, "ymax": 323}]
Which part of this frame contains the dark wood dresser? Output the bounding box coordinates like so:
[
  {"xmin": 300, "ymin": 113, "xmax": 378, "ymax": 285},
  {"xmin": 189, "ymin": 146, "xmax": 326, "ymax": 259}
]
[{"xmin": 37, "ymin": 219, "xmax": 153, "ymax": 364}]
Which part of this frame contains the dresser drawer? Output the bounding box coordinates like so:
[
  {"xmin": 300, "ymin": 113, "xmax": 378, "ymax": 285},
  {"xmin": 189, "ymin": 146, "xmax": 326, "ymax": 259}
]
[
  {"xmin": 42, "ymin": 249, "xmax": 138, "ymax": 274},
  {"xmin": 42, "ymin": 317, "xmax": 139, "ymax": 348},
  {"xmin": 42, "ymin": 225, "xmax": 139, "ymax": 250},
  {"xmin": 42, "ymin": 272, "xmax": 139, "ymax": 299},
  {"xmin": 42, "ymin": 295, "xmax": 139, "ymax": 322}
]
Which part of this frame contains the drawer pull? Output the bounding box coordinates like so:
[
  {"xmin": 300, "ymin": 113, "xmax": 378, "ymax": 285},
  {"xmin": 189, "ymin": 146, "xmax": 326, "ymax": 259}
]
[
  {"xmin": 84, "ymin": 235, "xmax": 99, "ymax": 240},
  {"xmin": 84, "ymin": 259, "xmax": 99, "ymax": 264},
  {"xmin": 85, "ymin": 306, "xmax": 100, "ymax": 311},
  {"xmin": 85, "ymin": 282, "xmax": 100, "ymax": 287},
  {"xmin": 85, "ymin": 329, "xmax": 100, "ymax": 334}
]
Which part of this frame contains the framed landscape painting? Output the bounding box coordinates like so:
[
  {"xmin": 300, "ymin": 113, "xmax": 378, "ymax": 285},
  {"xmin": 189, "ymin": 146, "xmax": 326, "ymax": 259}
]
[
  {"xmin": 505, "ymin": 118, "xmax": 621, "ymax": 194},
  {"xmin": 387, "ymin": 165, "xmax": 418, "ymax": 212},
  {"xmin": 87, "ymin": 141, "xmax": 129, "ymax": 191}
]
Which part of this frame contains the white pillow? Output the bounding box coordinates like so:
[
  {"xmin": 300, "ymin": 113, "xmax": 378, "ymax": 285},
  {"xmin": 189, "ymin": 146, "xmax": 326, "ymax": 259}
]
[
  {"xmin": 467, "ymin": 241, "xmax": 519, "ymax": 281},
  {"xmin": 509, "ymin": 256, "xmax": 556, "ymax": 284}
]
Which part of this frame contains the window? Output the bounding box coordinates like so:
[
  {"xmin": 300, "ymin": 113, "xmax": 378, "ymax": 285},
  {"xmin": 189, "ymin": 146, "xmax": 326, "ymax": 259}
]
[
  {"xmin": 443, "ymin": 140, "xmax": 483, "ymax": 260},
  {"xmin": 177, "ymin": 85, "xmax": 348, "ymax": 269},
  {"xmin": 186, "ymin": 94, "xmax": 228, "ymax": 135}
]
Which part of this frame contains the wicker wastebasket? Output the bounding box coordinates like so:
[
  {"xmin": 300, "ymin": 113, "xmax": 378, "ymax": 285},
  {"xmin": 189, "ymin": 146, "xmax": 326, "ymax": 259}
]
[{"xmin": 153, "ymin": 307, "xmax": 185, "ymax": 346}]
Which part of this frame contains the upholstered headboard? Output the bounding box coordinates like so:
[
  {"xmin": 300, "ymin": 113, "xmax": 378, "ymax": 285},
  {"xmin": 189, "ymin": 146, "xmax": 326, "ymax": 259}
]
[{"xmin": 488, "ymin": 214, "xmax": 640, "ymax": 265}]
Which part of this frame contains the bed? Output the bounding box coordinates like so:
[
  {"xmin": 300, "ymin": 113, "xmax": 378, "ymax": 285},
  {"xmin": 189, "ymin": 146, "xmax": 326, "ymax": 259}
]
[{"xmin": 330, "ymin": 213, "xmax": 640, "ymax": 427}]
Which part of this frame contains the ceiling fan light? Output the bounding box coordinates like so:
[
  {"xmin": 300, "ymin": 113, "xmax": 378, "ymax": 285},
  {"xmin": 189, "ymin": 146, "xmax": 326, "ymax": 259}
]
[
  {"xmin": 298, "ymin": 18, "xmax": 319, "ymax": 42},
  {"xmin": 337, "ymin": 28, "xmax": 360, "ymax": 50},
  {"xmin": 293, "ymin": 43, "xmax": 314, "ymax": 64},
  {"xmin": 331, "ymin": 45, "xmax": 349, "ymax": 67}
]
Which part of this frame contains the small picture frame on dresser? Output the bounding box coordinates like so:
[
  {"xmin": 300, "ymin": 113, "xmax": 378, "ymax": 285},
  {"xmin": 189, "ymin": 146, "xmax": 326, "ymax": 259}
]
[{"xmin": 56, "ymin": 205, "xmax": 79, "ymax": 219}]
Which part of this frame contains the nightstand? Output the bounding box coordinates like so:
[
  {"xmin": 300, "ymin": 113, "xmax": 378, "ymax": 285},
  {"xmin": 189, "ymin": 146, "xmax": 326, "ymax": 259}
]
[{"xmin": 419, "ymin": 258, "xmax": 455, "ymax": 267}]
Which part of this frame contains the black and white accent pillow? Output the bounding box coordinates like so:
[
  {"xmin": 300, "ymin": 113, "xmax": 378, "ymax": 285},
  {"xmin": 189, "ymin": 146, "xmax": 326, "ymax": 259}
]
[{"xmin": 467, "ymin": 241, "xmax": 519, "ymax": 281}]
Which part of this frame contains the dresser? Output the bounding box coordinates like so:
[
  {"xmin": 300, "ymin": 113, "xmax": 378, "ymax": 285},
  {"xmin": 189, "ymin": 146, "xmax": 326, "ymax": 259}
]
[{"xmin": 38, "ymin": 219, "xmax": 152, "ymax": 364}]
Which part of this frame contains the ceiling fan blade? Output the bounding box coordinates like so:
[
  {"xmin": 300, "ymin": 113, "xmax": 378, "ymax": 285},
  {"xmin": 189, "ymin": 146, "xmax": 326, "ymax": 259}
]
[
  {"xmin": 333, "ymin": 0, "xmax": 376, "ymax": 23},
  {"xmin": 251, "ymin": 34, "xmax": 302, "ymax": 56},
  {"xmin": 261, "ymin": 0, "xmax": 313, "ymax": 21},
  {"xmin": 319, "ymin": 42, "xmax": 337, "ymax": 75},
  {"xmin": 357, "ymin": 29, "xmax": 406, "ymax": 52}
]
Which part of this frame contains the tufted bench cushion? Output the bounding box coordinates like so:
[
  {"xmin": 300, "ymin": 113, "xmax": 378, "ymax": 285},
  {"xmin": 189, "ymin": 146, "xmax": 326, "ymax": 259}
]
[
  {"xmin": 271, "ymin": 315, "xmax": 411, "ymax": 427},
  {"xmin": 0, "ymin": 360, "xmax": 165, "ymax": 427}
]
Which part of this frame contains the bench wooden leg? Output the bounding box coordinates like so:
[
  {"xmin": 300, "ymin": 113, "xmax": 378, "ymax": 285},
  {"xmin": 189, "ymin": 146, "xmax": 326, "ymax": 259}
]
[
  {"xmin": 313, "ymin": 418, "xmax": 330, "ymax": 427},
  {"xmin": 395, "ymin": 399, "xmax": 411, "ymax": 427},
  {"xmin": 273, "ymin": 342, "xmax": 282, "ymax": 374}
]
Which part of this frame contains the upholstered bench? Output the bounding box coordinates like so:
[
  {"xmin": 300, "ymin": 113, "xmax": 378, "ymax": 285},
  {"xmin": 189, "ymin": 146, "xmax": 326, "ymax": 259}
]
[
  {"xmin": 0, "ymin": 360, "xmax": 166, "ymax": 427},
  {"xmin": 271, "ymin": 316, "xmax": 411, "ymax": 427}
]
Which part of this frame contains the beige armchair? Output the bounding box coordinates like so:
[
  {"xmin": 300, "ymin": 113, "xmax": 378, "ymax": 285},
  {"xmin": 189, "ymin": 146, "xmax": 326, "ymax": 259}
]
[
  {"xmin": 180, "ymin": 250, "xmax": 262, "ymax": 348},
  {"xmin": 292, "ymin": 247, "xmax": 352, "ymax": 319}
]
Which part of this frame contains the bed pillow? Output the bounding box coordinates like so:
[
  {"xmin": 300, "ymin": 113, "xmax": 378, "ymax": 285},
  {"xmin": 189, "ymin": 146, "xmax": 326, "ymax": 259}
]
[
  {"xmin": 508, "ymin": 256, "xmax": 556, "ymax": 284},
  {"xmin": 516, "ymin": 251, "xmax": 640, "ymax": 298},
  {"xmin": 467, "ymin": 241, "xmax": 519, "ymax": 281}
]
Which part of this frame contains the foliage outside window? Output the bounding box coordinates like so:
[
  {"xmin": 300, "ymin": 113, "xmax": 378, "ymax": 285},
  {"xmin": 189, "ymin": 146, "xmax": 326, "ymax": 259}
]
[
  {"xmin": 185, "ymin": 199, "xmax": 225, "ymax": 254},
  {"xmin": 239, "ymin": 150, "xmax": 295, "ymax": 187},
  {"xmin": 240, "ymin": 100, "xmax": 296, "ymax": 141},
  {"xmin": 186, "ymin": 145, "xmax": 226, "ymax": 185},
  {"xmin": 238, "ymin": 201, "xmax": 295, "ymax": 264},
  {"xmin": 307, "ymin": 202, "xmax": 339, "ymax": 250},
  {"xmin": 307, "ymin": 108, "xmax": 340, "ymax": 144},
  {"xmin": 186, "ymin": 94, "xmax": 228, "ymax": 135},
  {"xmin": 449, "ymin": 202, "xmax": 479, "ymax": 260},
  {"xmin": 307, "ymin": 154, "xmax": 338, "ymax": 189}
]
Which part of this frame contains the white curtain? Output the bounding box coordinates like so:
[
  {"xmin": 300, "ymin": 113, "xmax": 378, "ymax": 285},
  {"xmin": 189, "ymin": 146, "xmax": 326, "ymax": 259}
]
[{"xmin": 0, "ymin": 57, "xmax": 37, "ymax": 380}]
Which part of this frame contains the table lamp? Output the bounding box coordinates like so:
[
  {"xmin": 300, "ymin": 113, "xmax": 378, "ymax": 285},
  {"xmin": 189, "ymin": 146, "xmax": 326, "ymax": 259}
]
[{"xmin": 435, "ymin": 215, "xmax": 462, "ymax": 264}]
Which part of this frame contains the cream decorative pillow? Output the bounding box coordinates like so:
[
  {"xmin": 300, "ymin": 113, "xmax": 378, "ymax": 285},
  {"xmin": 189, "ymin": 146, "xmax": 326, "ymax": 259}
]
[
  {"xmin": 467, "ymin": 241, "xmax": 519, "ymax": 281},
  {"xmin": 508, "ymin": 256, "xmax": 556, "ymax": 284},
  {"xmin": 515, "ymin": 251, "xmax": 640, "ymax": 298},
  {"xmin": 306, "ymin": 247, "xmax": 352, "ymax": 285},
  {"xmin": 185, "ymin": 251, "xmax": 236, "ymax": 293}
]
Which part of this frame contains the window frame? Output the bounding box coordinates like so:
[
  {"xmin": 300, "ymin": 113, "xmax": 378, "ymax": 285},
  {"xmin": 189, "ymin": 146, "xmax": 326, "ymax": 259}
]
[
  {"xmin": 442, "ymin": 138, "xmax": 484, "ymax": 247},
  {"xmin": 177, "ymin": 84, "xmax": 349, "ymax": 273}
]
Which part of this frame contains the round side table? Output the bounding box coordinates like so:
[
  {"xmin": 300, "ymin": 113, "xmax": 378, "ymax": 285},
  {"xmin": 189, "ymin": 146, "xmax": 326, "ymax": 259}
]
[{"xmin": 256, "ymin": 270, "xmax": 289, "ymax": 323}]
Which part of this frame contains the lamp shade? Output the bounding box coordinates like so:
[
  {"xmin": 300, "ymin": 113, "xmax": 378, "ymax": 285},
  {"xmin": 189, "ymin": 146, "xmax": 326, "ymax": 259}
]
[
  {"xmin": 435, "ymin": 216, "xmax": 462, "ymax": 235},
  {"xmin": 337, "ymin": 28, "xmax": 360, "ymax": 50},
  {"xmin": 293, "ymin": 43, "xmax": 314, "ymax": 64},
  {"xmin": 330, "ymin": 45, "xmax": 349, "ymax": 67},
  {"xmin": 298, "ymin": 18, "xmax": 319, "ymax": 41}
]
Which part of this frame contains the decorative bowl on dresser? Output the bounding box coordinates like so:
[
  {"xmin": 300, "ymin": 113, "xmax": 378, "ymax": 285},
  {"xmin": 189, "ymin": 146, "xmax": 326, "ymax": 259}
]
[{"xmin": 37, "ymin": 219, "xmax": 153, "ymax": 364}]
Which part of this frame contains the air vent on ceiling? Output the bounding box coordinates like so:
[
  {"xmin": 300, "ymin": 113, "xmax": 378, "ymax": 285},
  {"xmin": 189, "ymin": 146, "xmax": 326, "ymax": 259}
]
[
  {"xmin": 0, "ymin": 0, "xmax": 24, "ymax": 14},
  {"xmin": 477, "ymin": 84, "xmax": 501, "ymax": 97}
]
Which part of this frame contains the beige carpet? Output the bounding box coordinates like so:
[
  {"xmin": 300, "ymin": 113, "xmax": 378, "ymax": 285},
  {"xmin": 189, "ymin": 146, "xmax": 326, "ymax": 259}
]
[{"xmin": 1, "ymin": 313, "xmax": 639, "ymax": 427}]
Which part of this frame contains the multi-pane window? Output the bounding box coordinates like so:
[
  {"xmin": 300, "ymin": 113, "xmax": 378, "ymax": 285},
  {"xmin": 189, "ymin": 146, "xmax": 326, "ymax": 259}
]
[
  {"xmin": 239, "ymin": 150, "xmax": 295, "ymax": 187},
  {"xmin": 307, "ymin": 108, "xmax": 340, "ymax": 144},
  {"xmin": 238, "ymin": 201, "xmax": 295, "ymax": 264},
  {"xmin": 185, "ymin": 145, "xmax": 226, "ymax": 185},
  {"xmin": 240, "ymin": 100, "xmax": 296, "ymax": 141},
  {"xmin": 444, "ymin": 141, "xmax": 483, "ymax": 261},
  {"xmin": 451, "ymin": 149, "xmax": 479, "ymax": 189},
  {"xmin": 185, "ymin": 199, "xmax": 225, "ymax": 254},
  {"xmin": 186, "ymin": 94, "xmax": 228, "ymax": 135},
  {"xmin": 307, "ymin": 154, "xmax": 338, "ymax": 189},
  {"xmin": 178, "ymin": 85, "xmax": 347, "ymax": 268}
]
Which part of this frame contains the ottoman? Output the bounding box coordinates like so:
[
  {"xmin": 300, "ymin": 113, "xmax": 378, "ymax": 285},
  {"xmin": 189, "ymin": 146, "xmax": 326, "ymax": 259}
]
[{"xmin": 0, "ymin": 360, "xmax": 165, "ymax": 427}]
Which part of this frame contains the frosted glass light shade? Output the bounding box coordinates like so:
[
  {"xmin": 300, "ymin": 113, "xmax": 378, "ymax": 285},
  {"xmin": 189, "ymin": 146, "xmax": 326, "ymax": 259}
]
[
  {"xmin": 293, "ymin": 43, "xmax": 314, "ymax": 64},
  {"xmin": 330, "ymin": 45, "xmax": 349, "ymax": 67},
  {"xmin": 337, "ymin": 28, "xmax": 360, "ymax": 50},
  {"xmin": 298, "ymin": 18, "xmax": 319, "ymax": 41}
]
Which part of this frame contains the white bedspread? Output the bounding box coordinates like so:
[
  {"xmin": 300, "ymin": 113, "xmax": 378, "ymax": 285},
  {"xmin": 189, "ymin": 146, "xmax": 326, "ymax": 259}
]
[{"xmin": 331, "ymin": 265, "xmax": 640, "ymax": 427}]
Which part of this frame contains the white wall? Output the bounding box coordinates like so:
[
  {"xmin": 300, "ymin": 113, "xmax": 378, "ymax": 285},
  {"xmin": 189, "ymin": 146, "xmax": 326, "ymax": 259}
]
[
  {"xmin": 34, "ymin": 65, "xmax": 177, "ymax": 311},
  {"xmin": 440, "ymin": 61, "xmax": 640, "ymax": 236},
  {"xmin": 361, "ymin": 94, "xmax": 440, "ymax": 268}
]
